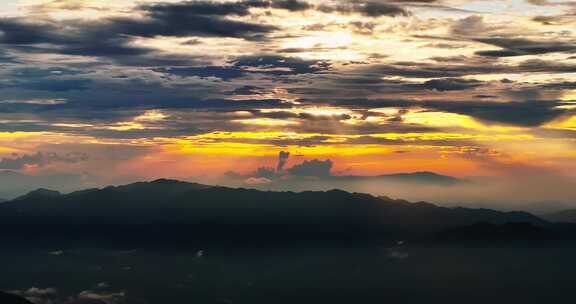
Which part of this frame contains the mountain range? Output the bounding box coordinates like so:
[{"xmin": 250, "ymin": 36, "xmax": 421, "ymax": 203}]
[{"xmin": 0, "ymin": 179, "xmax": 551, "ymax": 244}]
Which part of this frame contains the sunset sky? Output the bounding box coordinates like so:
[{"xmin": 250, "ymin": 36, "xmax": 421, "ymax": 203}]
[{"xmin": 0, "ymin": 0, "xmax": 575, "ymax": 188}]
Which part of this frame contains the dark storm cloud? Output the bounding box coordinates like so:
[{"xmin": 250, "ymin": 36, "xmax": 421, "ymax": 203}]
[
  {"xmin": 0, "ymin": 0, "xmax": 360, "ymax": 62},
  {"xmin": 449, "ymin": 16, "xmax": 576, "ymax": 56},
  {"xmin": 516, "ymin": 59, "xmax": 576, "ymax": 73},
  {"xmin": 140, "ymin": 0, "xmax": 257, "ymax": 16},
  {"xmin": 310, "ymin": 98, "xmax": 414, "ymax": 109},
  {"xmin": 0, "ymin": 100, "xmax": 295, "ymax": 139},
  {"xmin": 408, "ymin": 78, "xmax": 484, "ymax": 91},
  {"xmin": 17, "ymin": 79, "xmax": 92, "ymax": 91},
  {"xmin": 41, "ymin": 0, "xmax": 418, "ymax": 18},
  {"xmin": 0, "ymin": 91, "xmax": 292, "ymax": 135},
  {"xmin": 532, "ymin": 15, "xmax": 564, "ymax": 25},
  {"xmin": 426, "ymin": 100, "xmax": 568, "ymax": 127},
  {"xmin": 141, "ymin": 0, "xmax": 312, "ymax": 16},
  {"xmin": 229, "ymin": 85, "xmax": 264, "ymax": 95},
  {"xmin": 231, "ymin": 55, "xmax": 332, "ymax": 75},
  {"xmin": 154, "ymin": 55, "xmax": 331, "ymax": 80},
  {"xmin": 21, "ymin": 96, "xmax": 289, "ymax": 111},
  {"xmin": 10, "ymin": 67, "xmax": 85, "ymax": 78},
  {"xmin": 0, "ymin": 18, "xmax": 155, "ymax": 58},
  {"xmin": 540, "ymin": 81, "xmax": 576, "ymax": 90},
  {"xmin": 353, "ymin": 2, "xmax": 409, "ymax": 17},
  {"xmin": 347, "ymin": 61, "xmax": 503, "ymax": 78},
  {"xmin": 0, "ymin": 2, "xmax": 279, "ymax": 64},
  {"xmin": 154, "ymin": 66, "xmax": 246, "ymax": 81},
  {"xmin": 305, "ymin": 97, "xmax": 570, "ymax": 127},
  {"xmin": 285, "ymin": 74, "xmax": 489, "ymax": 101},
  {"xmin": 318, "ymin": 1, "xmax": 409, "ymax": 17},
  {"xmin": 0, "ymin": 67, "xmax": 94, "ymax": 92},
  {"xmin": 337, "ymin": 57, "xmax": 576, "ymax": 83},
  {"xmin": 271, "ymin": 0, "xmax": 312, "ymax": 11},
  {"xmin": 475, "ymin": 38, "xmax": 576, "ymax": 57}
]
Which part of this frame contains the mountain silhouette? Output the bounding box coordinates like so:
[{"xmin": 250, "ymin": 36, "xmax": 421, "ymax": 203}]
[
  {"xmin": 14, "ymin": 188, "xmax": 62, "ymax": 201},
  {"xmin": 0, "ymin": 179, "xmax": 546, "ymax": 243}
]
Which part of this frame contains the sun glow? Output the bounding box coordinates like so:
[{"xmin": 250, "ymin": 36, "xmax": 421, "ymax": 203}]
[
  {"xmin": 402, "ymin": 111, "xmax": 526, "ymax": 132},
  {"xmin": 545, "ymin": 115, "xmax": 576, "ymax": 130},
  {"xmin": 560, "ymin": 90, "xmax": 576, "ymax": 102}
]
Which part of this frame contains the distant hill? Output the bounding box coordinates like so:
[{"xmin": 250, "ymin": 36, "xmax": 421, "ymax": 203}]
[
  {"xmin": 0, "ymin": 179, "xmax": 545, "ymax": 243},
  {"xmin": 543, "ymin": 209, "xmax": 576, "ymax": 223},
  {"xmin": 332, "ymin": 171, "xmax": 464, "ymax": 185}
]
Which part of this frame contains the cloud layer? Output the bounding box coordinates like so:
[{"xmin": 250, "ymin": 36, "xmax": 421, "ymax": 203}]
[{"xmin": 0, "ymin": 0, "xmax": 575, "ymax": 199}]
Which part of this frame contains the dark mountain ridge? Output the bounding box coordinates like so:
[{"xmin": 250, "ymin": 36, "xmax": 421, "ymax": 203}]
[
  {"xmin": 0, "ymin": 179, "xmax": 549, "ymax": 243},
  {"xmin": 0, "ymin": 292, "xmax": 32, "ymax": 304}
]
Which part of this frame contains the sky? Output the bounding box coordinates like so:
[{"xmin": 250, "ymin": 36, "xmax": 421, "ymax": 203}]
[{"xmin": 0, "ymin": 0, "xmax": 575, "ymax": 198}]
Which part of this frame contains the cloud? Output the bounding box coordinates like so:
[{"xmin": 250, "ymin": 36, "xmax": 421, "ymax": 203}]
[
  {"xmin": 0, "ymin": 0, "xmax": 574, "ymax": 183},
  {"xmin": 245, "ymin": 177, "xmax": 274, "ymax": 185},
  {"xmin": 229, "ymin": 85, "xmax": 264, "ymax": 95},
  {"xmin": 17, "ymin": 79, "xmax": 92, "ymax": 92},
  {"xmin": 0, "ymin": 152, "xmax": 89, "ymax": 170},
  {"xmin": 277, "ymin": 151, "xmax": 291, "ymax": 172},
  {"xmin": 270, "ymin": 0, "xmax": 312, "ymax": 11},
  {"xmin": 287, "ymin": 159, "xmax": 334, "ymax": 177},
  {"xmin": 154, "ymin": 66, "xmax": 246, "ymax": 81},
  {"xmin": 0, "ymin": 3, "xmax": 278, "ymax": 64},
  {"xmin": 319, "ymin": 98, "xmax": 570, "ymax": 127},
  {"xmin": 231, "ymin": 55, "xmax": 332, "ymax": 75},
  {"xmin": 142, "ymin": 0, "xmax": 313, "ymax": 17},
  {"xmin": 237, "ymin": 157, "xmax": 336, "ymax": 185},
  {"xmin": 27, "ymin": 0, "xmax": 103, "ymax": 13},
  {"xmin": 12, "ymin": 287, "xmax": 58, "ymax": 297},
  {"xmin": 415, "ymin": 78, "xmax": 484, "ymax": 91},
  {"xmin": 475, "ymin": 38, "xmax": 576, "ymax": 57},
  {"xmin": 145, "ymin": 0, "xmax": 411, "ymax": 18},
  {"xmin": 451, "ymin": 15, "xmax": 489, "ymax": 36},
  {"xmin": 153, "ymin": 55, "xmax": 331, "ymax": 81},
  {"xmin": 318, "ymin": 1, "xmax": 410, "ymax": 17},
  {"xmin": 254, "ymin": 167, "xmax": 277, "ymax": 179},
  {"xmin": 426, "ymin": 100, "xmax": 568, "ymax": 127},
  {"xmin": 526, "ymin": 0, "xmax": 549, "ymax": 5}
]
